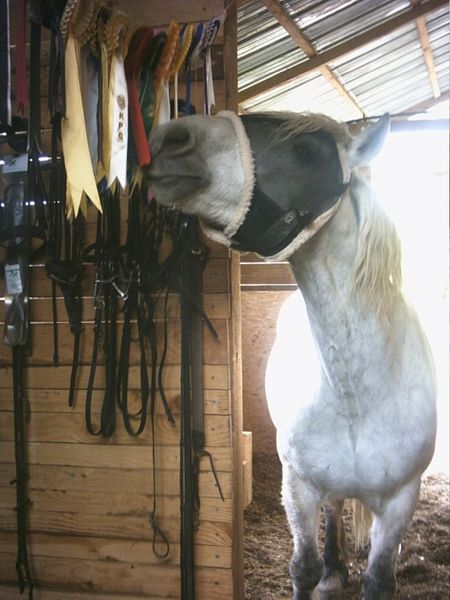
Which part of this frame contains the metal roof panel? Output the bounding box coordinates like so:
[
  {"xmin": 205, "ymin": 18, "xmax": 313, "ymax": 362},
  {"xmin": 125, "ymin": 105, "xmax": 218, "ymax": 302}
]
[{"xmin": 237, "ymin": 0, "xmax": 449, "ymax": 119}]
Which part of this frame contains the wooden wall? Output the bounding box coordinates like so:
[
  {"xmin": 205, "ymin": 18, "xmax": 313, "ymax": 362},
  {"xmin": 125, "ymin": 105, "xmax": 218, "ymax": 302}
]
[{"xmin": 0, "ymin": 1, "xmax": 244, "ymax": 598}]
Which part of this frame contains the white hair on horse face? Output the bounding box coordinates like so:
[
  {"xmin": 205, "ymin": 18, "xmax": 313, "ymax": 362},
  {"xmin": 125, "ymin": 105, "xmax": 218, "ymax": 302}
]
[{"xmin": 200, "ymin": 111, "xmax": 255, "ymax": 247}]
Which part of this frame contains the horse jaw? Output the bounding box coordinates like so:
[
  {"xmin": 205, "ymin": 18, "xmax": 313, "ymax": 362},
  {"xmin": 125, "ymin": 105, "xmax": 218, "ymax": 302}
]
[{"xmin": 146, "ymin": 112, "xmax": 254, "ymax": 243}]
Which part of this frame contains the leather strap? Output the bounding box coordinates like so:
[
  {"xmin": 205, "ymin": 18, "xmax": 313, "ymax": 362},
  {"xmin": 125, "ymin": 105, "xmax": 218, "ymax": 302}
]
[
  {"xmin": 179, "ymin": 227, "xmax": 196, "ymax": 600},
  {"xmin": 177, "ymin": 216, "xmax": 223, "ymax": 598},
  {"xmin": 2, "ymin": 173, "xmax": 34, "ymax": 599},
  {"xmin": 84, "ymin": 190, "xmax": 121, "ymax": 437}
]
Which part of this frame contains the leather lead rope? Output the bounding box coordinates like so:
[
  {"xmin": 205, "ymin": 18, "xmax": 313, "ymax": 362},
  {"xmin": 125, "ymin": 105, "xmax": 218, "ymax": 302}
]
[
  {"xmin": 180, "ymin": 230, "xmax": 196, "ymax": 600},
  {"xmin": 3, "ymin": 175, "xmax": 34, "ymax": 600},
  {"xmin": 178, "ymin": 217, "xmax": 223, "ymax": 599}
]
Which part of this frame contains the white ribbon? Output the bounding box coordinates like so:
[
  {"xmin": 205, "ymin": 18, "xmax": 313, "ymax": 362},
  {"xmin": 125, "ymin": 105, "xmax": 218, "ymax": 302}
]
[
  {"xmin": 154, "ymin": 81, "xmax": 171, "ymax": 128},
  {"xmin": 107, "ymin": 51, "xmax": 128, "ymax": 189},
  {"xmin": 205, "ymin": 46, "xmax": 215, "ymax": 114}
]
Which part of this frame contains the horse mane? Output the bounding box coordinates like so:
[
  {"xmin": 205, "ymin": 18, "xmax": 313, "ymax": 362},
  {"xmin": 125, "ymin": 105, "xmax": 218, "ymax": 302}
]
[{"xmin": 350, "ymin": 176, "xmax": 403, "ymax": 320}]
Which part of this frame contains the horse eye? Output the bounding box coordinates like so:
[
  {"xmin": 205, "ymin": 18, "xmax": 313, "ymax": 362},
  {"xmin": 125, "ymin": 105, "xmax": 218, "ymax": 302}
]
[{"xmin": 294, "ymin": 141, "xmax": 312, "ymax": 160}]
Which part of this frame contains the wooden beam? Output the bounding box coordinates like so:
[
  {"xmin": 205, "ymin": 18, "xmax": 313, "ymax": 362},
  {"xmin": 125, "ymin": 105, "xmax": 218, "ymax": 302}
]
[
  {"xmin": 390, "ymin": 118, "xmax": 449, "ymax": 131},
  {"xmin": 260, "ymin": 0, "xmax": 364, "ymax": 116},
  {"xmin": 415, "ymin": 18, "xmax": 441, "ymax": 97},
  {"xmin": 404, "ymin": 90, "xmax": 449, "ymax": 113},
  {"xmin": 239, "ymin": 0, "xmax": 448, "ymax": 102}
]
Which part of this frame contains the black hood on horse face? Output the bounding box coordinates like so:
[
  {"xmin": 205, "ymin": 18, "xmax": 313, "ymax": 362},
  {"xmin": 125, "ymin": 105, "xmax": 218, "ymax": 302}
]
[{"xmin": 229, "ymin": 114, "xmax": 349, "ymax": 257}]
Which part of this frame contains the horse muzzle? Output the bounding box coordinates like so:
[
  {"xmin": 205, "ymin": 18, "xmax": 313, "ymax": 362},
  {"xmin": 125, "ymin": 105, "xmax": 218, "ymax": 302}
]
[{"xmin": 146, "ymin": 121, "xmax": 211, "ymax": 205}]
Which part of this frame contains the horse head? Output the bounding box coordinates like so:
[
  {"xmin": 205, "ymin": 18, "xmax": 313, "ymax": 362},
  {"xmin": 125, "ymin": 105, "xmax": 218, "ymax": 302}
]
[{"xmin": 145, "ymin": 111, "xmax": 390, "ymax": 259}]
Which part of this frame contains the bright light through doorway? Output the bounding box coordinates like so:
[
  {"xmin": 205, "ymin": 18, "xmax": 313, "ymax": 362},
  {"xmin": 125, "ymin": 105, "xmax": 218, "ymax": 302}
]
[{"xmin": 371, "ymin": 121, "xmax": 449, "ymax": 474}]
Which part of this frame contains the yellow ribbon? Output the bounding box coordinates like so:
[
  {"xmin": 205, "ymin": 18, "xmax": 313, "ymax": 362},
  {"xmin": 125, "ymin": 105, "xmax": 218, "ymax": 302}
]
[
  {"xmin": 153, "ymin": 20, "xmax": 180, "ymax": 126},
  {"xmin": 173, "ymin": 24, "xmax": 194, "ymax": 119},
  {"xmin": 61, "ymin": 33, "xmax": 102, "ymax": 217}
]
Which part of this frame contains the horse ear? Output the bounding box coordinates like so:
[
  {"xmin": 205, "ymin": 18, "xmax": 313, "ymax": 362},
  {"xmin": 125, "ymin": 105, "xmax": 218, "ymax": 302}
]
[{"xmin": 348, "ymin": 113, "xmax": 390, "ymax": 167}]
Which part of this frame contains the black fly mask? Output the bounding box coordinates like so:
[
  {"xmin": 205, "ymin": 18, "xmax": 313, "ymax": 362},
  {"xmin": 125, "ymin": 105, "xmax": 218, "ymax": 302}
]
[{"xmin": 204, "ymin": 112, "xmax": 351, "ymax": 261}]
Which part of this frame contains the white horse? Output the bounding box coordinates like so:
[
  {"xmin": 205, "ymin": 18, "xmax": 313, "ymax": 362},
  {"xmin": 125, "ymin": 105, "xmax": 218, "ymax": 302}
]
[{"xmin": 146, "ymin": 110, "xmax": 437, "ymax": 599}]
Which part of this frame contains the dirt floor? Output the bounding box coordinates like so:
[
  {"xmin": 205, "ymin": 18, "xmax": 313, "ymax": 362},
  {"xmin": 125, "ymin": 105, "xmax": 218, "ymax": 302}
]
[{"xmin": 244, "ymin": 454, "xmax": 450, "ymax": 599}]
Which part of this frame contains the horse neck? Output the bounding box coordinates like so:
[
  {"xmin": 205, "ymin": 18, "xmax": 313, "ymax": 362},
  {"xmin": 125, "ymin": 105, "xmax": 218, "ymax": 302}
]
[
  {"xmin": 288, "ymin": 191, "xmax": 400, "ymax": 395},
  {"xmin": 289, "ymin": 191, "xmax": 360, "ymax": 314}
]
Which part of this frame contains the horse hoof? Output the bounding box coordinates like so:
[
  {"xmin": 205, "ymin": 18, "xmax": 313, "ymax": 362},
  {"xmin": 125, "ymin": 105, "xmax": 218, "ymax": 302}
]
[
  {"xmin": 318, "ymin": 572, "xmax": 345, "ymax": 598},
  {"xmin": 318, "ymin": 592, "xmax": 343, "ymax": 600}
]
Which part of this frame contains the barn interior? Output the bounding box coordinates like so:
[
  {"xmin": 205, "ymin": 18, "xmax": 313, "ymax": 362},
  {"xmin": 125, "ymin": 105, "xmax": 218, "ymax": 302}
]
[
  {"xmin": 238, "ymin": 2, "xmax": 449, "ymax": 597},
  {"xmin": 0, "ymin": 0, "xmax": 448, "ymax": 599}
]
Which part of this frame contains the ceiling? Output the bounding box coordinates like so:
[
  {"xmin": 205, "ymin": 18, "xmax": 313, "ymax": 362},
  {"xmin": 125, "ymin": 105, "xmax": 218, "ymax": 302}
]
[{"xmin": 237, "ymin": 0, "xmax": 449, "ymax": 122}]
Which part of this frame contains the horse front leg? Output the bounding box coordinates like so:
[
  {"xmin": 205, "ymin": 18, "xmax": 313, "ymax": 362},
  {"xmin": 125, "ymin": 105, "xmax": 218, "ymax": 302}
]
[
  {"xmin": 363, "ymin": 476, "xmax": 421, "ymax": 600},
  {"xmin": 318, "ymin": 500, "xmax": 348, "ymax": 599},
  {"xmin": 282, "ymin": 462, "xmax": 322, "ymax": 600}
]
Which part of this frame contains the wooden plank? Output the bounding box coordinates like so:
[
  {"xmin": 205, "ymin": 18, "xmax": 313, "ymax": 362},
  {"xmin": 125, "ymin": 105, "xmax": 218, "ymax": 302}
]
[
  {"xmin": 0, "ymin": 411, "xmax": 231, "ymax": 447},
  {"xmin": 240, "ymin": 262, "xmax": 295, "ymax": 286},
  {"xmin": 203, "ymin": 258, "xmax": 230, "ymax": 293},
  {"xmin": 0, "ymin": 486, "xmax": 232, "ymax": 523},
  {"xmin": 25, "ymin": 258, "xmax": 230, "ymax": 299},
  {"xmin": 0, "ymin": 388, "xmax": 231, "ymax": 416},
  {"xmin": 0, "ymin": 531, "xmax": 232, "ymax": 569},
  {"xmin": 0, "ymin": 441, "xmax": 233, "ymax": 471},
  {"xmin": 0, "ymin": 587, "xmax": 151, "ymax": 600},
  {"xmin": 0, "ymin": 463, "xmax": 232, "ymax": 498},
  {"xmin": 0, "ymin": 365, "xmax": 229, "ymax": 390},
  {"xmin": 0, "ymin": 321, "xmax": 180, "ymax": 366},
  {"xmin": 0, "ymin": 511, "xmax": 232, "ymax": 546},
  {"xmin": 115, "ymin": 0, "xmax": 225, "ymax": 27},
  {"xmin": 0, "ymin": 318, "xmax": 229, "ymax": 366},
  {"xmin": 27, "ymin": 293, "xmax": 230, "ymax": 322},
  {"xmin": 0, "ymin": 554, "xmax": 233, "ymax": 599},
  {"xmin": 229, "ymin": 251, "xmax": 244, "ymax": 600},
  {"xmin": 238, "ymin": 0, "xmax": 448, "ymax": 102},
  {"xmin": 242, "ymin": 431, "xmax": 253, "ymax": 508}
]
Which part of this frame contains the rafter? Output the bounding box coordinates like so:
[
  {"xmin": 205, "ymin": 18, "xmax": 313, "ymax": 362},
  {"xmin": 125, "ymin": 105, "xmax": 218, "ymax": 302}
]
[
  {"xmin": 239, "ymin": 0, "xmax": 447, "ymax": 103},
  {"xmin": 405, "ymin": 90, "xmax": 449, "ymax": 113},
  {"xmin": 411, "ymin": 0, "xmax": 441, "ymax": 98},
  {"xmin": 260, "ymin": 0, "xmax": 364, "ymax": 117}
]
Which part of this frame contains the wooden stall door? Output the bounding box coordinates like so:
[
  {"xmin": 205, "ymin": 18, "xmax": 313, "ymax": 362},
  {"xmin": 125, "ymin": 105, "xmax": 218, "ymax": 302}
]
[{"xmin": 0, "ymin": 1, "xmax": 244, "ymax": 599}]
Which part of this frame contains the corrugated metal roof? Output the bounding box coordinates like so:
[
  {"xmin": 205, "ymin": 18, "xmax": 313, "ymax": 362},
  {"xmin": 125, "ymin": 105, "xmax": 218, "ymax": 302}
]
[{"xmin": 238, "ymin": 0, "xmax": 449, "ymax": 120}]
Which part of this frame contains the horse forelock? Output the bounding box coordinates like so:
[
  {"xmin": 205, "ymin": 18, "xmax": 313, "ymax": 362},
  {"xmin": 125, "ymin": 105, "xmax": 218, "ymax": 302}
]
[
  {"xmin": 257, "ymin": 111, "xmax": 352, "ymax": 146},
  {"xmin": 350, "ymin": 177, "xmax": 404, "ymax": 320}
]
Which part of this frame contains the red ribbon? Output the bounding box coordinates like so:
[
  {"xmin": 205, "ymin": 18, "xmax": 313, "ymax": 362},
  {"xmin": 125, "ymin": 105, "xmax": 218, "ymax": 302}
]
[
  {"xmin": 125, "ymin": 27, "xmax": 154, "ymax": 167},
  {"xmin": 15, "ymin": 0, "xmax": 27, "ymax": 113}
]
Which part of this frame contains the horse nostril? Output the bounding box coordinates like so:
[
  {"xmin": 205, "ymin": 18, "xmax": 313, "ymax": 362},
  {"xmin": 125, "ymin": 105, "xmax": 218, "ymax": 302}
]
[{"xmin": 162, "ymin": 123, "xmax": 196, "ymax": 156}]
